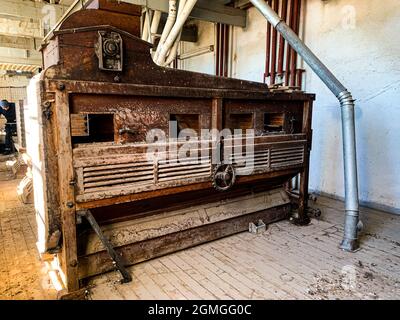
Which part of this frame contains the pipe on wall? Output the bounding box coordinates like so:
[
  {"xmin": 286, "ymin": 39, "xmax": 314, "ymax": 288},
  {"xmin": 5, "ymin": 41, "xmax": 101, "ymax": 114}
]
[
  {"xmin": 290, "ymin": 0, "xmax": 300, "ymax": 87},
  {"xmin": 277, "ymin": 0, "xmax": 288, "ymax": 77},
  {"xmin": 269, "ymin": 0, "xmax": 279, "ymax": 84},
  {"xmin": 263, "ymin": 0, "xmax": 272, "ymax": 83},
  {"xmin": 285, "ymin": 0, "xmax": 295, "ymax": 86},
  {"xmin": 249, "ymin": 0, "xmax": 360, "ymax": 251}
]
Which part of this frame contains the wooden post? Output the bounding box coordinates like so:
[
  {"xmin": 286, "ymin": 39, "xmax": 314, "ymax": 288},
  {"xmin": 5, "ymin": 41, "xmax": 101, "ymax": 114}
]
[
  {"xmin": 211, "ymin": 98, "xmax": 223, "ymax": 130},
  {"xmin": 53, "ymin": 87, "xmax": 79, "ymax": 291},
  {"xmin": 297, "ymin": 100, "xmax": 313, "ymax": 224}
]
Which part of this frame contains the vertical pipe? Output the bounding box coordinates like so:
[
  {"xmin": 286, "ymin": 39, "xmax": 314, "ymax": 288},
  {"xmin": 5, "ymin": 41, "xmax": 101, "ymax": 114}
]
[
  {"xmin": 224, "ymin": 25, "xmax": 230, "ymax": 77},
  {"xmin": 154, "ymin": 0, "xmax": 178, "ymax": 63},
  {"xmin": 249, "ymin": 0, "xmax": 360, "ymax": 252},
  {"xmin": 150, "ymin": 10, "xmax": 162, "ymax": 44},
  {"xmin": 270, "ymin": 0, "xmax": 279, "ymax": 85},
  {"xmin": 141, "ymin": 10, "xmax": 150, "ymax": 40},
  {"xmin": 296, "ymin": 69, "xmax": 304, "ymax": 88},
  {"xmin": 285, "ymin": 0, "xmax": 294, "ymax": 86},
  {"xmin": 290, "ymin": 0, "xmax": 301, "ymax": 87},
  {"xmin": 164, "ymin": 0, "xmax": 187, "ymax": 66},
  {"xmin": 264, "ymin": 0, "xmax": 272, "ymax": 83},
  {"xmin": 216, "ymin": 23, "xmax": 221, "ymax": 75},
  {"xmin": 220, "ymin": 24, "xmax": 225, "ymax": 76},
  {"xmin": 277, "ymin": 0, "xmax": 288, "ymax": 76}
]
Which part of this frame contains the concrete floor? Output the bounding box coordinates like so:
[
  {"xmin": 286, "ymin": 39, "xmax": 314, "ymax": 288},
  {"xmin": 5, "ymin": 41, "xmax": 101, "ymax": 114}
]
[{"xmin": 0, "ymin": 176, "xmax": 399, "ymax": 300}]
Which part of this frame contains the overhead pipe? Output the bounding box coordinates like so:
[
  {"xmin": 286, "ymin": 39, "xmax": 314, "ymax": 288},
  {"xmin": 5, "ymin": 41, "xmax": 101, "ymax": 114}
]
[
  {"xmin": 141, "ymin": 9, "xmax": 151, "ymax": 41},
  {"xmin": 150, "ymin": 10, "xmax": 162, "ymax": 44},
  {"xmin": 145, "ymin": 9, "xmax": 154, "ymax": 42},
  {"xmin": 165, "ymin": 0, "xmax": 187, "ymax": 66},
  {"xmin": 155, "ymin": 0, "xmax": 198, "ymax": 65},
  {"xmin": 154, "ymin": 0, "xmax": 177, "ymax": 62},
  {"xmin": 249, "ymin": 0, "xmax": 360, "ymax": 251}
]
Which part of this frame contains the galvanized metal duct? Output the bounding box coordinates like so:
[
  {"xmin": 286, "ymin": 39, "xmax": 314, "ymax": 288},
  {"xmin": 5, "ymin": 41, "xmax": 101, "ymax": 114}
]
[{"xmin": 249, "ymin": 0, "xmax": 360, "ymax": 251}]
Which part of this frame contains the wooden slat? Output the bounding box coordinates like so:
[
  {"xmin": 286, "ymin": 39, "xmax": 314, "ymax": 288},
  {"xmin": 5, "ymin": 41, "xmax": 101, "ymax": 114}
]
[{"xmin": 70, "ymin": 114, "xmax": 89, "ymax": 137}]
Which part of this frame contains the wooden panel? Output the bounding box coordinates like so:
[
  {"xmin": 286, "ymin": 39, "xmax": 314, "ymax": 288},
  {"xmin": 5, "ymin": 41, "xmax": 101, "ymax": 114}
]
[
  {"xmin": 78, "ymin": 204, "xmax": 291, "ymax": 279},
  {"xmin": 78, "ymin": 188, "xmax": 290, "ymax": 256},
  {"xmin": 70, "ymin": 114, "xmax": 89, "ymax": 137},
  {"xmin": 73, "ymin": 140, "xmax": 305, "ymax": 202},
  {"xmin": 59, "ymin": 10, "xmax": 141, "ymax": 37}
]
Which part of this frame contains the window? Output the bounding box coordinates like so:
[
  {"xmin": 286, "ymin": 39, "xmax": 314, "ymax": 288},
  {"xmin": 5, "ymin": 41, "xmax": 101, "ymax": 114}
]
[
  {"xmin": 71, "ymin": 113, "xmax": 114, "ymax": 144},
  {"xmin": 229, "ymin": 113, "xmax": 253, "ymax": 130},
  {"xmin": 264, "ymin": 113, "xmax": 284, "ymax": 133}
]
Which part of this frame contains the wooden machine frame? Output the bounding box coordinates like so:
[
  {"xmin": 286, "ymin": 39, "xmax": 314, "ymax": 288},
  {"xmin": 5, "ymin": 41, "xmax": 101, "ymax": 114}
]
[{"xmin": 25, "ymin": 1, "xmax": 315, "ymax": 293}]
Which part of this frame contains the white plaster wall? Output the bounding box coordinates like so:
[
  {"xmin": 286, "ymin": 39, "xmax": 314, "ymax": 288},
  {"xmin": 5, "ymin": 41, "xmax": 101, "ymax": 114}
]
[
  {"xmin": 180, "ymin": 21, "xmax": 215, "ymax": 75},
  {"xmin": 232, "ymin": 1, "xmax": 400, "ymax": 213},
  {"xmin": 302, "ymin": 0, "xmax": 400, "ymax": 213},
  {"xmin": 183, "ymin": 1, "xmax": 400, "ymax": 213},
  {"xmin": 231, "ymin": 6, "xmax": 267, "ymax": 83}
]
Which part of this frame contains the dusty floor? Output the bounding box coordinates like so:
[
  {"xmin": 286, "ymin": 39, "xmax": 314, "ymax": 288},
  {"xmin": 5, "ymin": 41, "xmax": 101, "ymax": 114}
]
[
  {"xmin": 0, "ymin": 179, "xmax": 57, "ymax": 299},
  {"xmin": 89, "ymin": 196, "xmax": 400, "ymax": 300},
  {"xmin": 0, "ymin": 175, "xmax": 399, "ymax": 300}
]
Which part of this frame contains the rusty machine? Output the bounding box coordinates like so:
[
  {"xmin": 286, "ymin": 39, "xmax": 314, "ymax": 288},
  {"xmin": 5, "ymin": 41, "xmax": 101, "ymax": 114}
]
[{"xmin": 25, "ymin": 1, "xmax": 315, "ymax": 293}]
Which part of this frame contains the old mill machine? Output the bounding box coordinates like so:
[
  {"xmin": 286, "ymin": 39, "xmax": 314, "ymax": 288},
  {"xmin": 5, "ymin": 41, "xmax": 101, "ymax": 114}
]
[{"xmin": 25, "ymin": 1, "xmax": 316, "ymax": 294}]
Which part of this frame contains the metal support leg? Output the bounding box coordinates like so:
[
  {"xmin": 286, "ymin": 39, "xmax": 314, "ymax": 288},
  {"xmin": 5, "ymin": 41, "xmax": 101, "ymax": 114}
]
[{"xmin": 80, "ymin": 210, "xmax": 132, "ymax": 283}]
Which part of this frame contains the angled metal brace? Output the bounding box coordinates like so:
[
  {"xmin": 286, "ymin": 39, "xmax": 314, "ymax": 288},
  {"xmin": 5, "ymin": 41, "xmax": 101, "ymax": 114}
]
[{"xmin": 78, "ymin": 210, "xmax": 132, "ymax": 283}]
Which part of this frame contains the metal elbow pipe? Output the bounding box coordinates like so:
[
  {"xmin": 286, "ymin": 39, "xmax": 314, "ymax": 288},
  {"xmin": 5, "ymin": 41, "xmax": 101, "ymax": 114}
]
[
  {"xmin": 338, "ymin": 90, "xmax": 360, "ymax": 251},
  {"xmin": 250, "ymin": 0, "xmax": 360, "ymax": 251}
]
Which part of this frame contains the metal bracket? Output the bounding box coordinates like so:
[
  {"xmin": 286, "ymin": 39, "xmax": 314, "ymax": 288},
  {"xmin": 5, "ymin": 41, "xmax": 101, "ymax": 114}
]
[
  {"xmin": 78, "ymin": 210, "xmax": 132, "ymax": 284},
  {"xmin": 249, "ymin": 220, "xmax": 267, "ymax": 234},
  {"xmin": 95, "ymin": 31, "xmax": 123, "ymax": 72}
]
